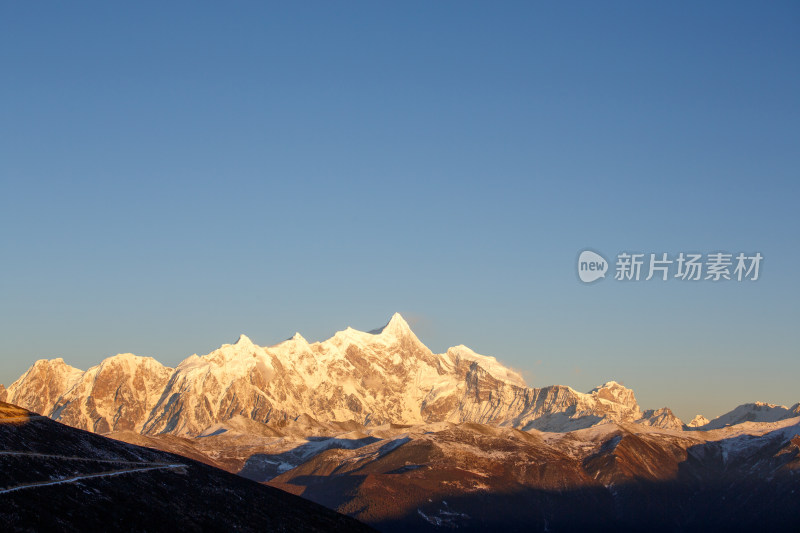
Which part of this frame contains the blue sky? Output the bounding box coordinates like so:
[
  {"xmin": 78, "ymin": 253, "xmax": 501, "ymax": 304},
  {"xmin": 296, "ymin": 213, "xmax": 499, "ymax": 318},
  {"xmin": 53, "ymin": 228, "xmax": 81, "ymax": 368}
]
[{"xmin": 1, "ymin": 2, "xmax": 798, "ymax": 420}]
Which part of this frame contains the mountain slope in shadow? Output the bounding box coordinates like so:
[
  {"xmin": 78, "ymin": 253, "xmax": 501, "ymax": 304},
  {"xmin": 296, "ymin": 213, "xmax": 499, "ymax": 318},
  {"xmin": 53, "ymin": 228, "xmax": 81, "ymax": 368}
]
[
  {"xmin": 263, "ymin": 420, "xmax": 800, "ymax": 532},
  {"xmin": 0, "ymin": 401, "xmax": 373, "ymax": 532}
]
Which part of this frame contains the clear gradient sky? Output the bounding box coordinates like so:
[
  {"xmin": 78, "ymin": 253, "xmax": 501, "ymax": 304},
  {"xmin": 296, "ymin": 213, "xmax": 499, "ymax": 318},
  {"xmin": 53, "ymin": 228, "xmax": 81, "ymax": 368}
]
[{"xmin": 1, "ymin": 2, "xmax": 798, "ymax": 421}]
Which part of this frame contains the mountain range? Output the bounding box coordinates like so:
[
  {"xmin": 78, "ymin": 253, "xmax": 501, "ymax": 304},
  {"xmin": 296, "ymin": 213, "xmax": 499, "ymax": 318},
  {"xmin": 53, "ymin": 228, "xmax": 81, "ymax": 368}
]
[
  {"xmin": 5, "ymin": 313, "xmax": 793, "ymax": 437},
  {"xmin": 2, "ymin": 313, "xmax": 798, "ymax": 531}
]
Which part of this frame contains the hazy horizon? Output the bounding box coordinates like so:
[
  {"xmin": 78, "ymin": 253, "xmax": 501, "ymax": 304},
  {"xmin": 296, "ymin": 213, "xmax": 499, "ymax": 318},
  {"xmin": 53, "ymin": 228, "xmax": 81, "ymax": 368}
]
[{"xmin": 2, "ymin": 3, "xmax": 798, "ymax": 423}]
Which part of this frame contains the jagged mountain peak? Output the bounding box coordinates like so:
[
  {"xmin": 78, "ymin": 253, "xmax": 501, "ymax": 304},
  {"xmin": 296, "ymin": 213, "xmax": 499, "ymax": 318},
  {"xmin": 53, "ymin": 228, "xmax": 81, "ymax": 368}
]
[
  {"xmin": 593, "ymin": 380, "xmax": 633, "ymax": 393},
  {"xmin": 3, "ymin": 357, "xmax": 84, "ymax": 420},
  {"xmin": 589, "ymin": 381, "xmax": 639, "ymax": 410},
  {"xmin": 369, "ymin": 312, "xmax": 411, "ymax": 335},
  {"xmin": 19, "ymin": 357, "xmax": 82, "ymax": 380},
  {"xmin": 271, "ymin": 332, "xmax": 312, "ymax": 354},
  {"xmin": 182, "ymin": 335, "xmax": 262, "ymax": 368},
  {"xmin": 234, "ymin": 334, "xmax": 255, "ymax": 346},
  {"xmin": 752, "ymin": 401, "xmax": 783, "ymax": 408},
  {"xmin": 47, "ymin": 352, "xmax": 175, "ymax": 433},
  {"xmin": 332, "ymin": 313, "xmax": 423, "ymax": 349},
  {"xmin": 688, "ymin": 414, "xmax": 710, "ymax": 428},
  {"xmin": 189, "ymin": 334, "xmax": 275, "ymax": 376},
  {"xmin": 214, "ymin": 334, "xmax": 267, "ymax": 358},
  {"xmin": 30, "ymin": 357, "xmax": 70, "ymax": 368},
  {"xmin": 289, "ymin": 332, "xmax": 306, "ymax": 342},
  {"xmin": 637, "ymin": 407, "xmax": 684, "ymax": 430}
]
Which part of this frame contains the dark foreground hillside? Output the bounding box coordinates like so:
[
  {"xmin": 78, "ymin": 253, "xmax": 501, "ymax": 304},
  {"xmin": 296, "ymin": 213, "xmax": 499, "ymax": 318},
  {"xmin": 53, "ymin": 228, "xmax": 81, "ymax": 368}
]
[{"xmin": 0, "ymin": 401, "xmax": 373, "ymax": 532}]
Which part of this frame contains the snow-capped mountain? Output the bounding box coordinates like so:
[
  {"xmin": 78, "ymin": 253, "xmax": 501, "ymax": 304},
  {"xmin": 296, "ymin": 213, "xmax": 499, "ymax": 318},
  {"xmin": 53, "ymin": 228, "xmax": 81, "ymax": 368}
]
[
  {"xmin": 1, "ymin": 358, "xmax": 83, "ymax": 417},
  {"xmin": 2, "ymin": 354, "xmax": 172, "ymax": 434},
  {"xmin": 687, "ymin": 414, "xmax": 710, "ymax": 427},
  {"xmin": 52, "ymin": 354, "xmax": 174, "ymax": 433},
  {"xmin": 637, "ymin": 407, "xmax": 684, "ymax": 430},
  {"xmin": 0, "ymin": 313, "xmax": 791, "ymax": 438},
  {"xmin": 694, "ymin": 401, "xmax": 800, "ymax": 430}
]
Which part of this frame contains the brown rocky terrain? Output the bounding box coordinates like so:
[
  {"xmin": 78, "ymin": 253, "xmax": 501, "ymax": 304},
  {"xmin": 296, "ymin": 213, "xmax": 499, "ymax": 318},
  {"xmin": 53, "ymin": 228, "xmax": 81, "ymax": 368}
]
[
  {"xmin": 101, "ymin": 414, "xmax": 800, "ymax": 532},
  {"xmin": 259, "ymin": 420, "xmax": 800, "ymax": 531}
]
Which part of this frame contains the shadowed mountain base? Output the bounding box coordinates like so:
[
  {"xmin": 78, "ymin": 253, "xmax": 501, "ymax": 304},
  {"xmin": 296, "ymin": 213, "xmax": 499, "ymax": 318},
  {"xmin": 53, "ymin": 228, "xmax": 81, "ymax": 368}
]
[{"xmin": 0, "ymin": 402, "xmax": 374, "ymax": 532}]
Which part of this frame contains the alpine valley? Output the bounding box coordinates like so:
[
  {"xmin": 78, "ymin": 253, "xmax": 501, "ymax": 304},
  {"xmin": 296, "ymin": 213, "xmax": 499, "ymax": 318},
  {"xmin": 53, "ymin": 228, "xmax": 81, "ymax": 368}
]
[{"xmin": 2, "ymin": 313, "xmax": 799, "ymax": 531}]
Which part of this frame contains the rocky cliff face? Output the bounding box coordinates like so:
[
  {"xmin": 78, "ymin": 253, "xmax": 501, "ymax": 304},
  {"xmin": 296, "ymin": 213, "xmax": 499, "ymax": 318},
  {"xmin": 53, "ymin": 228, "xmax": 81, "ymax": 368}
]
[
  {"xmin": 3, "ymin": 358, "xmax": 83, "ymax": 417},
  {"xmin": 50, "ymin": 354, "xmax": 174, "ymax": 433},
  {"xmin": 638, "ymin": 407, "xmax": 685, "ymax": 430}
]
